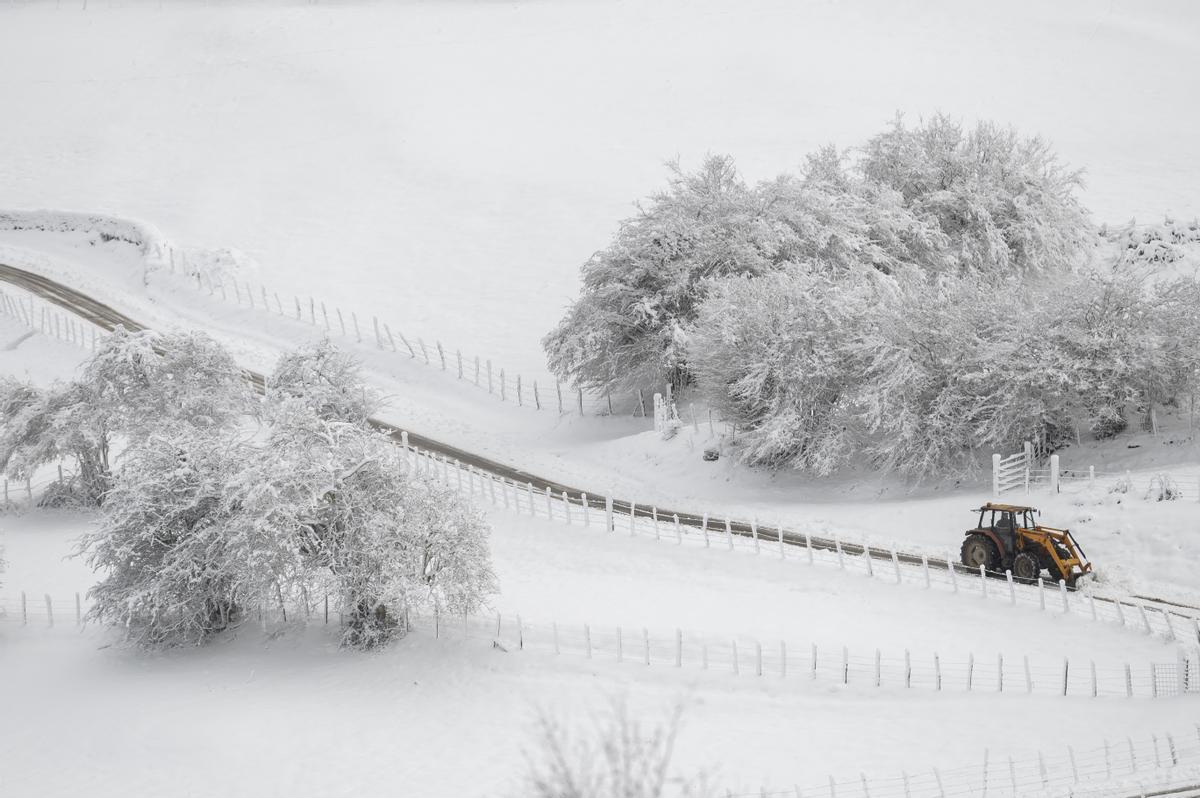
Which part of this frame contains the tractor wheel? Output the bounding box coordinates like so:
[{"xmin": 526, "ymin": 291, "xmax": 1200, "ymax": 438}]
[
  {"xmin": 1012, "ymin": 551, "xmax": 1040, "ymax": 584},
  {"xmin": 961, "ymin": 534, "xmax": 999, "ymax": 572}
]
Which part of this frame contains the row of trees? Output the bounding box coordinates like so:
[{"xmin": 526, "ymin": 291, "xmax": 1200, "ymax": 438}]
[
  {"xmin": 0, "ymin": 330, "xmax": 496, "ymax": 648},
  {"xmin": 545, "ymin": 115, "xmax": 1197, "ymax": 477}
]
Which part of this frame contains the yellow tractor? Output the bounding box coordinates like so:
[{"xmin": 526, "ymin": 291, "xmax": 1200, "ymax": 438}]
[{"xmin": 960, "ymin": 502, "xmax": 1093, "ymax": 587}]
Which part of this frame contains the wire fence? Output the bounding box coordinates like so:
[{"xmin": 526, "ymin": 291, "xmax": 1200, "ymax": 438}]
[
  {"xmin": 2, "ymin": 591, "xmax": 1198, "ymax": 797},
  {"xmin": 2, "ymin": 585, "xmax": 1198, "ymax": 703},
  {"xmin": 729, "ymin": 729, "xmax": 1200, "ymax": 798},
  {"xmin": 392, "ymin": 438, "xmax": 1200, "ymax": 642},
  {"xmin": 151, "ymin": 244, "xmax": 660, "ymax": 419},
  {"xmin": 6, "ymin": 447, "xmax": 1200, "ymax": 700},
  {"xmin": 0, "ymin": 285, "xmax": 110, "ymax": 354}
]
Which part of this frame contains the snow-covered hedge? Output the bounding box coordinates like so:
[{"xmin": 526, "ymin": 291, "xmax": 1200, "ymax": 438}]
[{"xmin": 0, "ymin": 209, "xmax": 174, "ymax": 271}]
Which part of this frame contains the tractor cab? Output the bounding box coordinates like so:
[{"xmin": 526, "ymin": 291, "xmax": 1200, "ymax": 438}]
[{"xmin": 961, "ymin": 502, "xmax": 1093, "ymax": 586}]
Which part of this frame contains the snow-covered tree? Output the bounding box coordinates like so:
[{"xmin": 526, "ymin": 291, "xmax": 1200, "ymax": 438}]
[
  {"xmin": 84, "ymin": 326, "xmax": 252, "ymax": 438},
  {"xmin": 79, "ymin": 430, "xmax": 256, "ymax": 647},
  {"xmin": 852, "ymin": 273, "xmax": 1062, "ymax": 477},
  {"xmin": 0, "ymin": 328, "xmax": 250, "ymax": 506},
  {"xmin": 82, "ymin": 340, "xmax": 496, "ymax": 650},
  {"xmin": 0, "ymin": 378, "xmax": 111, "ymax": 504},
  {"xmin": 859, "ymin": 114, "xmax": 1093, "ymax": 276},
  {"xmin": 266, "ymin": 338, "xmax": 378, "ymax": 425},
  {"xmin": 254, "ymin": 397, "xmax": 496, "ymax": 648},
  {"xmin": 543, "ymin": 156, "xmax": 790, "ymax": 396},
  {"xmin": 690, "ymin": 269, "xmax": 877, "ymax": 473}
]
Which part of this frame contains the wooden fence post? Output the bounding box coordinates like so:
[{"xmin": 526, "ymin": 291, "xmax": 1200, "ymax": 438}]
[
  {"xmin": 436, "ymin": 341, "xmax": 445, "ymax": 370},
  {"xmin": 605, "ymin": 495, "xmax": 614, "ymax": 532}
]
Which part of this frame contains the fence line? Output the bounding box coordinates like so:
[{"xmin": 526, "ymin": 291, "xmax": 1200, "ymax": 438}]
[
  {"xmin": 733, "ymin": 727, "xmax": 1200, "ymax": 798},
  {"xmin": 3, "ymin": 587, "xmax": 1197, "ymax": 795},
  {"xmin": 0, "ymin": 285, "xmax": 110, "ymax": 355},
  {"xmin": 1, "ymin": 588, "xmax": 1196, "ymax": 702},
  {"xmin": 151, "ymin": 251, "xmax": 661, "ymax": 420},
  {"xmin": 394, "ymin": 439, "xmax": 1200, "ymax": 642},
  {"xmin": 4, "ymin": 435, "xmax": 1199, "ymax": 655}
]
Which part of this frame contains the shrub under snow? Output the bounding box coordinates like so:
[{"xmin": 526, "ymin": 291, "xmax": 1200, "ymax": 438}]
[{"xmin": 79, "ymin": 340, "xmax": 497, "ymax": 650}]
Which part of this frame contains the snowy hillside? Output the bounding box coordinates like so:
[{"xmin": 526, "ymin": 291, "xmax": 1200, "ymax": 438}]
[
  {"xmin": 2, "ymin": 0, "xmax": 1199, "ymax": 377},
  {"xmin": 2, "ymin": 2, "xmax": 1200, "ymax": 797}
]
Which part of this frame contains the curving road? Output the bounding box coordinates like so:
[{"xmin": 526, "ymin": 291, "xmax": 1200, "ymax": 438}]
[{"xmin": 1, "ymin": 261, "xmax": 1196, "ymax": 618}]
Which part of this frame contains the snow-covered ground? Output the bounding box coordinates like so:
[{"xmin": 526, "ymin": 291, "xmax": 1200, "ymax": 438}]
[
  {"xmin": 3, "ymin": 3, "xmax": 1200, "ymax": 794},
  {"xmin": 3, "ymin": 509, "xmax": 1197, "ymax": 797}
]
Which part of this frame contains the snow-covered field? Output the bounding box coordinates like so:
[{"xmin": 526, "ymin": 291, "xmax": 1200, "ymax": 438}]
[
  {"xmin": 3, "ymin": 2, "xmax": 1200, "ymax": 795},
  {"xmin": 4, "ymin": 509, "xmax": 1198, "ymax": 797}
]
